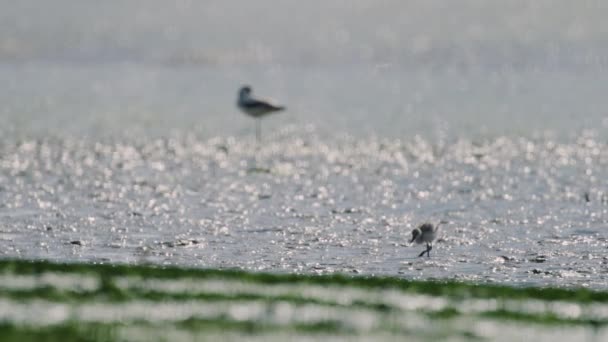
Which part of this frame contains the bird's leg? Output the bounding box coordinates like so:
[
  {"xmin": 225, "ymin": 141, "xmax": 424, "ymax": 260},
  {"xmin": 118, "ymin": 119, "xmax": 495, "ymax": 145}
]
[
  {"xmin": 253, "ymin": 119, "xmax": 261, "ymax": 169},
  {"xmin": 426, "ymin": 243, "xmax": 432, "ymax": 257},
  {"xmin": 418, "ymin": 248, "xmax": 427, "ymax": 257},
  {"xmin": 255, "ymin": 118, "xmax": 261, "ymax": 144}
]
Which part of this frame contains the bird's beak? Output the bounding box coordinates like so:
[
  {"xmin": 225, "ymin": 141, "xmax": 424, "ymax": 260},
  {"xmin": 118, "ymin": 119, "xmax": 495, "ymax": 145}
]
[{"xmin": 409, "ymin": 236, "xmax": 416, "ymax": 243}]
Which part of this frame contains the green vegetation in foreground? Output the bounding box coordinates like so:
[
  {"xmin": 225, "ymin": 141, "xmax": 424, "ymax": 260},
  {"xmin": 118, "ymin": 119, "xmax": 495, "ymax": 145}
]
[
  {"xmin": 1, "ymin": 258, "xmax": 607, "ymax": 303},
  {"xmin": 481, "ymin": 309, "xmax": 605, "ymax": 328},
  {"xmin": 0, "ymin": 323, "xmax": 118, "ymax": 342},
  {"xmin": 0, "ymin": 285, "xmax": 396, "ymax": 313},
  {"xmin": 0, "ymin": 319, "xmax": 354, "ymax": 342},
  {"xmin": 1, "ymin": 258, "xmax": 608, "ymax": 341}
]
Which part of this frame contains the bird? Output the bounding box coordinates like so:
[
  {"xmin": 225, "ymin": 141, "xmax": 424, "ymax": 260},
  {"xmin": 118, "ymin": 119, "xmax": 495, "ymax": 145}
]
[
  {"xmin": 410, "ymin": 222, "xmax": 443, "ymax": 257},
  {"xmin": 237, "ymin": 85, "xmax": 285, "ymax": 143}
]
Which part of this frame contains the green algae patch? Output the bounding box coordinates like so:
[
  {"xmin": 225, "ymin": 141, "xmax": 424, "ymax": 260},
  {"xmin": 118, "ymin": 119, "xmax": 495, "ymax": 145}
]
[
  {"xmin": 0, "ymin": 322, "xmax": 119, "ymax": 342},
  {"xmin": 2, "ymin": 258, "xmax": 608, "ymax": 303},
  {"xmin": 426, "ymin": 307, "xmax": 461, "ymax": 320},
  {"xmin": 1, "ymin": 258, "xmax": 608, "ymax": 341},
  {"xmin": 481, "ymin": 309, "xmax": 608, "ymax": 327}
]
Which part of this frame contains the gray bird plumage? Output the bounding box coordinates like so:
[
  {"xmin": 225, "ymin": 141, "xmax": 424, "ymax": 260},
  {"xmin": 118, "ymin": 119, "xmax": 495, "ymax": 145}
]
[
  {"xmin": 410, "ymin": 222, "xmax": 443, "ymax": 257},
  {"xmin": 237, "ymin": 86, "xmax": 285, "ymax": 142}
]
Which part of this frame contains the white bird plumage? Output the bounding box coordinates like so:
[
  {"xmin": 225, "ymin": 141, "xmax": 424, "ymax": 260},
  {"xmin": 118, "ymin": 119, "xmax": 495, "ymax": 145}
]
[{"xmin": 237, "ymin": 85, "xmax": 285, "ymax": 142}]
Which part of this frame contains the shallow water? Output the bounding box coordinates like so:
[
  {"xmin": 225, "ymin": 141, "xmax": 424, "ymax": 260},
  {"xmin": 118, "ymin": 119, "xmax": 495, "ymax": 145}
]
[{"xmin": 0, "ymin": 130, "xmax": 607, "ymax": 288}]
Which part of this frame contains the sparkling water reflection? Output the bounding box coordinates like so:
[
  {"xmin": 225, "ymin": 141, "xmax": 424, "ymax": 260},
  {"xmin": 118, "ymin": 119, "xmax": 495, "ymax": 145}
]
[{"xmin": 0, "ymin": 129, "xmax": 606, "ymax": 288}]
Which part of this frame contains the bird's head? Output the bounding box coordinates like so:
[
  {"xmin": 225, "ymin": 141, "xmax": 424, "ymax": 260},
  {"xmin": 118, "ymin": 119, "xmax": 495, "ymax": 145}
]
[
  {"xmin": 410, "ymin": 228, "xmax": 421, "ymax": 243},
  {"xmin": 239, "ymin": 85, "xmax": 252, "ymax": 99}
]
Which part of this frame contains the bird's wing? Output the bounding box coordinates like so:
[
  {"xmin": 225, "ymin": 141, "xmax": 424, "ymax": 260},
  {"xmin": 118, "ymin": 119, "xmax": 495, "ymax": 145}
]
[{"xmin": 242, "ymin": 98, "xmax": 284, "ymax": 111}]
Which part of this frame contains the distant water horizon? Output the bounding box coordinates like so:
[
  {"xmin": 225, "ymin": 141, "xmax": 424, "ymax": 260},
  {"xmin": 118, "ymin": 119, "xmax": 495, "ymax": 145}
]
[
  {"xmin": 2, "ymin": 63, "xmax": 607, "ymax": 141},
  {"xmin": 2, "ymin": 1, "xmax": 608, "ymax": 140}
]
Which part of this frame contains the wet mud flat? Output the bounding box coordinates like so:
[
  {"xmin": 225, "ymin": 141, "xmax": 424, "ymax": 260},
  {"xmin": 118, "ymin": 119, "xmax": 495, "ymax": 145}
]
[{"xmin": 0, "ymin": 129, "xmax": 607, "ymax": 289}]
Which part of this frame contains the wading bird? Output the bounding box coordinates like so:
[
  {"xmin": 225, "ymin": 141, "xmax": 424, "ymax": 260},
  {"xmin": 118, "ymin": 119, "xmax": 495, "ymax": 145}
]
[
  {"xmin": 411, "ymin": 221, "xmax": 444, "ymax": 257},
  {"xmin": 237, "ymin": 85, "xmax": 285, "ymax": 143}
]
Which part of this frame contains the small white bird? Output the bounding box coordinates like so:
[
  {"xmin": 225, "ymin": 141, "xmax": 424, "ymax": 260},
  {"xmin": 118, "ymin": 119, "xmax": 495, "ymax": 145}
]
[
  {"xmin": 237, "ymin": 85, "xmax": 285, "ymax": 143},
  {"xmin": 410, "ymin": 222, "xmax": 443, "ymax": 257}
]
